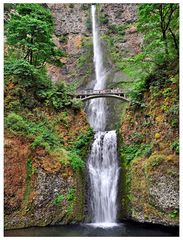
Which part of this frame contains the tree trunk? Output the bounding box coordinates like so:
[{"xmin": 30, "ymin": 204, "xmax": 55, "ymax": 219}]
[
  {"xmin": 169, "ymin": 27, "xmax": 179, "ymax": 56},
  {"xmin": 162, "ymin": 31, "xmax": 169, "ymax": 56}
]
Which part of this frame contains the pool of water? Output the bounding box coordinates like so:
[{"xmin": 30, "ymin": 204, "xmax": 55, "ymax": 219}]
[{"xmin": 4, "ymin": 222, "xmax": 179, "ymax": 237}]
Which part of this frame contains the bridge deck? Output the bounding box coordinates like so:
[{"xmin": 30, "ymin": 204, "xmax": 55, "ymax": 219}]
[
  {"xmin": 73, "ymin": 89, "xmax": 126, "ymax": 96},
  {"xmin": 71, "ymin": 89, "xmax": 130, "ymax": 102}
]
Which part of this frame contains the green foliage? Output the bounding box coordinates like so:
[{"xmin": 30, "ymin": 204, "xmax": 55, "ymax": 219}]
[
  {"xmin": 128, "ymin": 81, "xmax": 146, "ymax": 108},
  {"xmin": 162, "ymin": 87, "xmax": 172, "ymax": 97},
  {"xmin": 6, "ymin": 3, "xmax": 62, "ymax": 67},
  {"xmin": 150, "ymin": 85, "xmax": 161, "ymax": 98},
  {"xmin": 4, "ymin": 61, "xmax": 73, "ymax": 110},
  {"xmin": 71, "ymin": 127, "xmax": 93, "ymax": 159},
  {"xmin": 66, "ymin": 204, "xmax": 74, "ymax": 214},
  {"xmin": 53, "ymin": 112, "xmax": 69, "ymax": 127},
  {"xmin": 99, "ymin": 15, "xmax": 108, "ymax": 25},
  {"xmin": 52, "ymin": 194, "xmax": 65, "ymax": 205},
  {"xmin": 121, "ymin": 143, "xmax": 152, "ymax": 164},
  {"xmin": 169, "ymin": 210, "xmax": 178, "ymax": 219},
  {"xmin": 86, "ymin": 18, "xmax": 92, "ymax": 31},
  {"xmin": 74, "ymin": 128, "xmax": 93, "ymax": 149},
  {"xmin": 26, "ymin": 158, "xmax": 33, "ymax": 178},
  {"xmin": 71, "ymin": 98, "xmax": 84, "ymax": 110},
  {"xmin": 67, "ymin": 188, "xmax": 76, "ymax": 201},
  {"xmin": 66, "ymin": 187, "xmax": 76, "ymax": 215},
  {"xmin": 4, "ymin": 59, "xmax": 51, "ymax": 89},
  {"xmin": 138, "ymin": 4, "xmax": 179, "ymax": 57},
  {"xmin": 68, "ymin": 150, "xmax": 85, "ymax": 170},
  {"xmin": 166, "ymin": 103, "xmax": 179, "ymax": 128},
  {"xmin": 170, "ymin": 140, "xmax": 179, "ymax": 154},
  {"xmin": 37, "ymin": 81, "xmax": 72, "ymax": 110},
  {"xmin": 52, "ymin": 187, "xmax": 76, "ymax": 211},
  {"xmin": 104, "ymin": 4, "xmax": 179, "ymax": 108},
  {"xmin": 108, "ymin": 24, "xmax": 126, "ymax": 35},
  {"xmin": 77, "ymin": 37, "xmax": 93, "ymax": 69},
  {"xmin": 5, "ymin": 112, "xmax": 29, "ymax": 133},
  {"xmin": 5, "ymin": 112, "xmax": 64, "ymax": 151}
]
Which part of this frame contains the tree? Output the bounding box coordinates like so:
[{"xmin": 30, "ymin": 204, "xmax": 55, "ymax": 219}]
[
  {"xmin": 138, "ymin": 4, "xmax": 179, "ymax": 60},
  {"xmin": 6, "ymin": 4, "xmax": 64, "ymax": 67}
]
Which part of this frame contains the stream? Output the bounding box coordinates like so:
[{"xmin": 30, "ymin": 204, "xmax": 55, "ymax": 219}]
[{"xmin": 4, "ymin": 222, "xmax": 178, "ymax": 237}]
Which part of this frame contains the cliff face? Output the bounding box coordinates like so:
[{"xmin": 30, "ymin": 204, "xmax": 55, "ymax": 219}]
[
  {"xmin": 46, "ymin": 3, "xmax": 142, "ymax": 130},
  {"xmin": 119, "ymin": 68, "xmax": 179, "ymax": 226},
  {"xmin": 46, "ymin": 3, "xmax": 141, "ymax": 83},
  {"xmin": 46, "ymin": 4, "xmax": 90, "ymax": 83},
  {"xmin": 4, "ymin": 109, "xmax": 92, "ymax": 229}
]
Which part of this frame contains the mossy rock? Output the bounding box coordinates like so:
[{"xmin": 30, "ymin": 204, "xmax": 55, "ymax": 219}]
[{"xmin": 122, "ymin": 153, "xmax": 179, "ymax": 226}]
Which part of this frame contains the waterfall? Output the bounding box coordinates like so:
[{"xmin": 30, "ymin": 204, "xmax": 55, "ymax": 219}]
[
  {"xmin": 88, "ymin": 131, "xmax": 119, "ymax": 226},
  {"xmin": 87, "ymin": 5, "xmax": 120, "ymax": 227},
  {"xmin": 87, "ymin": 4, "xmax": 106, "ymax": 131}
]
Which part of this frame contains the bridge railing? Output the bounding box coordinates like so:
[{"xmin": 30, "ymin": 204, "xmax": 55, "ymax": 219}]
[{"xmin": 74, "ymin": 89, "xmax": 125, "ymax": 96}]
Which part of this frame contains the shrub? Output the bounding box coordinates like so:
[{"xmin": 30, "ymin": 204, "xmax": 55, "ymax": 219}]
[
  {"xmin": 72, "ymin": 127, "xmax": 93, "ymax": 158},
  {"xmin": 169, "ymin": 210, "xmax": 178, "ymax": 219},
  {"xmin": 68, "ymin": 150, "xmax": 85, "ymax": 170},
  {"xmin": 71, "ymin": 98, "xmax": 84, "ymax": 110},
  {"xmin": 74, "ymin": 128, "xmax": 93, "ymax": 149},
  {"xmin": 108, "ymin": 24, "xmax": 126, "ymax": 35},
  {"xmin": 52, "ymin": 194, "xmax": 65, "ymax": 205},
  {"xmin": 37, "ymin": 81, "xmax": 73, "ymax": 110},
  {"xmin": 86, "ymin": 18, "xmax": 92, "ymax": 31},
  {"xmin": 99, "ymin": 15, "xmax": 108, "ymax": 24},
  {"xmin": 121, "ymin": 143, "xmax": 152, "ymax": 164},
  {"xmin": 67, "ymin": 188, "xmax": 76, "ymax": 201},
  {"xmin": 53, "ymin": 112, "xmax": 69, "ymax": 127},
  {"xmin": 5, "ymin": 112, "xmax": 64, "ymax": 150},
  {"xmin": 170, "ymin": 140, "xmax": 179, "ymax": 154},
  {"xmin": 5, "ymin": 112, "xmax": 29, "ymax": 133},
  {"xmin": 52, "ymin": 187, "xmax": 76, "ymax": 214},
  {"xmin": 4, "ymin": 59, "xmax": 47, "ymax": 88}
]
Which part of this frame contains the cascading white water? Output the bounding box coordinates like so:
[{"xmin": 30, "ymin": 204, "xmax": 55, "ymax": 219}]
[
  {"xmin": 88, "ymin": 131, "xmax": 119, "ymax": 227},
  {"xmin": 87, "ymin": 5, "xmax": 120, "ymax": 227},
  {"xmin": 87, "ymin": 5, "xmax": 106, "ymax": 131}
]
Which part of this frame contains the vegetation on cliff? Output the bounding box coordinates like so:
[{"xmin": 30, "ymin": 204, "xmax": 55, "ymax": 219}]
[
  {"xmin": 4, "ymin": 4, "xmax": 92, "ymax": 229},
  {"xmin": 116, "ymin": 4, "xmax": 179, "ymax": 226}
]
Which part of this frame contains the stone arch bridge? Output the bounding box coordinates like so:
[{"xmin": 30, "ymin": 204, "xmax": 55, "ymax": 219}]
[{"xmin": 71, "ymin": 89, "xmax": 130, "ymax": 102}]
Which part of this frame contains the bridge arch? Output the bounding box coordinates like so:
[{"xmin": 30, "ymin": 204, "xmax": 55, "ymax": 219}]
[
  {"xmin": 72, "ymin": 89, "xmax": 130, "ymax": 102},
  {"xmin": 77, "ymin": 94, "xmax": 129, "ymax": 102}
]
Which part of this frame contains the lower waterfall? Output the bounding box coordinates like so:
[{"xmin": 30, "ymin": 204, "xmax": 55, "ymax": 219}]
[{"xmin": 87, "ymin": 131, "xmax": 119, "ymax": 227}]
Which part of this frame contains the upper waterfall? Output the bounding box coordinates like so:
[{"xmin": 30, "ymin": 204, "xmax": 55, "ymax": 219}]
[{"xmin": 87, "ymin": 5, "xmax": 107, "ymax": 131}]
